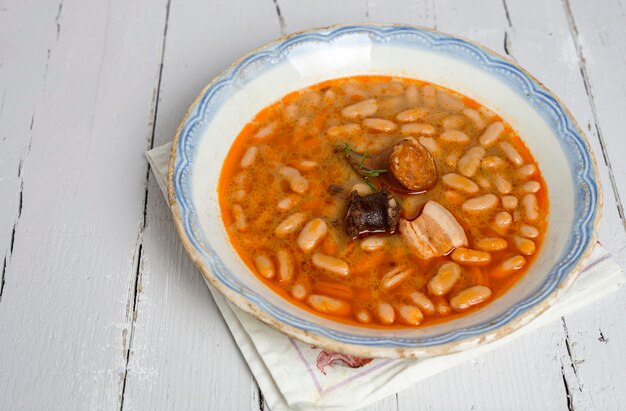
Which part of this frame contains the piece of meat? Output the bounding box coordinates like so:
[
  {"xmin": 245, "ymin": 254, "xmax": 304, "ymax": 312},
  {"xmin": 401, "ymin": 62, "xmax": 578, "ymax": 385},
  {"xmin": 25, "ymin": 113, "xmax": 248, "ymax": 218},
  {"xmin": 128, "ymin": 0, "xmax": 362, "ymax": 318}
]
[
  {"xmin": 344, "ymin": 189, "xmax": 400, "ymax": 239},
  {"xmin": 316, "ymin": 350, "xmax": 373, "ymax": 375},
  {"xmin": 389, "ymin": 138, "xmax": 438, "ymax": 192},
  {"xmin": 399, "ymin": 200, "xmax": 468, "ymax": 259}
]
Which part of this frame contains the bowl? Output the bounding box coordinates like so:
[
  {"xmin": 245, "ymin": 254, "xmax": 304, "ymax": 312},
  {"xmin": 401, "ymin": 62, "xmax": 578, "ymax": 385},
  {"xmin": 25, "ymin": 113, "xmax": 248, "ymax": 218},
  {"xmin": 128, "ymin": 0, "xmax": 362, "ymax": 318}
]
[{"xmin": 167, "ymin": 24, "xmax": 601, "ymax": 358}]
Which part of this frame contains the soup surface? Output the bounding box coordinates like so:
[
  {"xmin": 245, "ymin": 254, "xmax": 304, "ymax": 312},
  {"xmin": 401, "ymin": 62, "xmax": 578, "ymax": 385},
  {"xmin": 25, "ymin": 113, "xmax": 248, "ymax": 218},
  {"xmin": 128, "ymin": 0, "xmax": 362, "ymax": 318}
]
[{"xmin": 219, "ymin": 76, "xmax": 548, "ymax": 328}]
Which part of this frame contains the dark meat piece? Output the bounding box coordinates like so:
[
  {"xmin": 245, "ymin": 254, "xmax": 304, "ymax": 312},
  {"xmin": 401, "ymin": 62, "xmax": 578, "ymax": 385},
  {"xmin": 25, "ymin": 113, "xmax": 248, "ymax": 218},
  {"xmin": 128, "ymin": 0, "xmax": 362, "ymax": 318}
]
[
  {"xmin": 389, "ymin": 137, "xmax": 438, "ymax": 192},
  {"xmin": 344, "ymin": 188, "xmax": 400, "ymax": 238}
]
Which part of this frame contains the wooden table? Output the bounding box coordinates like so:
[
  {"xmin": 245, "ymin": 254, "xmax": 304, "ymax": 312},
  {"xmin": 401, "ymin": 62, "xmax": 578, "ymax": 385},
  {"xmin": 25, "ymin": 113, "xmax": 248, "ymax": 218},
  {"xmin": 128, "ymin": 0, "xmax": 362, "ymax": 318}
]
[{"xmin": 1, "ymin": 0, "xmax": 625, "ymax": 409}]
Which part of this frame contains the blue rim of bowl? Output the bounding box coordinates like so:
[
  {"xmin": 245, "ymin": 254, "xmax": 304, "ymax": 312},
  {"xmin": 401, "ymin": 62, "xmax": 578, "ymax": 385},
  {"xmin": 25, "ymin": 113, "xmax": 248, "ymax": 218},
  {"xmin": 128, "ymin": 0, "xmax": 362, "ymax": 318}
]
[{"xmin": 168, "ymin": 24, "xmax": 600, "ymax": 352}]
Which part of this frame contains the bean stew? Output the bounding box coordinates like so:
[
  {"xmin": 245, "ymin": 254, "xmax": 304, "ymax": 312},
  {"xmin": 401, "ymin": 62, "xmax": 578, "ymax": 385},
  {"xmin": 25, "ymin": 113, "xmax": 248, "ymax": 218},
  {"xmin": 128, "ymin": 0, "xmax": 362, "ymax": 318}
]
[{"xmin": 218, "ymin": 76, "xmax": 548, "ymax": 328}]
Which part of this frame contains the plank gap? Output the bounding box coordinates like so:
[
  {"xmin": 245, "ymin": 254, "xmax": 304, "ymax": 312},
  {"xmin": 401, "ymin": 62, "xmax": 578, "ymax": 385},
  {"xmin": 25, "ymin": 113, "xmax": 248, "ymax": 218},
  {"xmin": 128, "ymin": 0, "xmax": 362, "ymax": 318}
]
[
  {"xmin": 561, "ymin": 365, "xmax": 575, "ymax": 411},
  {"xmin": 118, "ymin": 0, "xmax": 172, "ymax": 408},
  {"xmin": 272, "ymin": 0, "xmax": 286, "ymax": 35}
]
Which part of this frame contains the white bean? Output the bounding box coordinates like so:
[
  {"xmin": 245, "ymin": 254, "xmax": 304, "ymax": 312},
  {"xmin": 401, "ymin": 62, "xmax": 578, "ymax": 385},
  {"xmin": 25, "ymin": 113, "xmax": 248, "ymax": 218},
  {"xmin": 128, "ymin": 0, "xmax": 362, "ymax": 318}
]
[
  {"xmin": 428, "ymin": 262, "xmax": 461, "ymax": 296},
  {"xmin": 499, "ymin": 142, "xmax": 524, "ymax": 166},
  {"xmin": 297, "ymin": 218, "xmax": 329, "ymax": 253},
  {"xmin": 492, "ymin": 255, "xmax": 526, "ymax": 279},
  {"xmin": 277, "ymin": 195, "xmax": 298, "ymax": 211},
  {"xmin": 481, "ymin": 156, "xmax": 506, "ymax": 170},
  {"xmin": 240, "ymin": 146, "xmax": 258, "ymax": 168},
  {"xmin": 253, "ymin": 121, "xmax": 277, "ymax": 140},
  {"xmin": 401, "ymin": 123, "xmax": 435, "ymax": 136},
  {"xmin": 233, "ymin": 189, "xmax": 246, "ymax": 202},
  {"xmin": 442, "ymin": 173, "xmax": 480, "ymax": 194},
  {"xmin": 291, "ymin": 282, "xmax": 310, "ymax": 301},
  {"xmin": 451, "ymin": 248, "xmax": 492, "ymax": 266},
  {"xmin": 360, "ymin": 236, "xmax": 386, "ymax": 252},
  {"xmin": 437, "ymin": 90, "xmax": 465, "ymax": 111},
  {"xmin": 279, "ymin": 166, "xmax": 309, "ymax": 194},
  {"xmin": 381, "ymin": 96, "xmax": 405, "ymax": 112},
  {"xmin": 351, "ymin": 182, "xmax": 374, "ymax": 196},
  {"xmin": 519, "ymin": 224, "xmax": 539, "ymax": 238},
  {"xmin": 342, "ymin": 82, "xmax": 366, "ymax": 99},
  {"xmin": 436, "ymin": 300, "xmax": 452, "ymax": 315},
  {"xmin": 372, "ymin": 81, "xmax": 404, "ymax": 95},
  {"xmin": 518, "ymin": 164, "xmax": 537, "ymax": 178},
  {"xmin": 409, "ymin": 292, "xmax": 436, "ymax": 315},
  {"xmin": 307, "ymin": 294, "xmax": 350, "ymax": 316},
  {"xmin": 232, "ymin": 204, "xmax": 248, "ymax": 232},
  {"xmin": 463, "ymin": 108, "xmax": 486, "ymax": 130},
  {"xmin": 380, "ymin": 267, "xmax": 412, "ymax": 291},
  {"xmin": 462, "ymin": 194, "xmax": 499, "ymax": 213},
  {"xmin": 362, "ymin": 118, "xmax": 398, "ymax": 133},
  {"xmin": 396, "ymin": 107, "xmax": 428, "ymax": 123},
  {"xmin": 302, "ymin": 91, "xmax": 322, "ymax": 107},
  {"xmin": 442, "ymin": 115, "xmax": 466, "ymax": 130},
  {"xmin": 477, "ymin": 177, "xmax": 491, "ymax": 189},
  {"xmin": 514, "ymin": 236, "xmax": 536, "ymax": 255},
  {"xmin": 285, "ymin": 103, "xmax": 299, "ymax": 121},
  {"xmin": 312, "ymin": 253, "xmax": 349, "ymax": 277},
  {"xmin": 405, "ymin": 85, "xmax": 420, "ymax": 105},
  {"xmin": 422, "ymin": 85, "xmax": 437, "ymax": 108},
  {"xmin": 495, "ymin": 175, "xmax": 512, "ymax": 194},
  {"xmin": 475, "ymin": 237, "xmax": 508, "ymax": 252},
  {"xmin": 458, "ymin": 146, "xmax": 486, "ymax": 177},
  {"xmin": 277, "ymin": 249, "xmax": 294, "ymax": 282},
  {"xmin": 354, "ymin": 307, "xmax": 373, "ymax": 324},
  {"xmin": 479, "ymin": 121, "xmax": 505, "ymax": 147},
  {"xmin": 445, "ymin": 152, "xmax": 460, "ymax": 168},
  {"xmin": 418, "ymin": 136, "xmax": 440, "ymax": 155},
  {"xmin": 341, "ymin": 98, "xmax": 378, "ymax": 119},
  {"xmin": 274, "ymin": 212, "xmax": 307, "ymax": 237},
  {"xmin": 522, "ymin": 180, "xmax": 541, "ymax": 193},
  {"xmin": 522, "ymin": 194, "xmax": 539, "ymax": 221},
  {"xmin": 254, "ymin": 254, "xmax": 275, "ymax": 279},
  {"xmin": 501, "ymin": 195, "xmax": 519, "ymax": 210},
  {"xmin": 478, "ymin": 106, "xmax": 496, "ymax": 120},
  {"xmin": 375, "ymin": 302, "xmax": 396, "ymax": 325},
  {"xmin": 397, "ymin": 304, "xmax": 424, "ymax": 325},
  {"xmin": 450, "ymin": 285, "xmax": 492, "ymax": 312},
  {"xmin": 493, "ymin": 211, "xmax": 513, "ymax": 233},
  {"xmin": 327, "ymin": 123, "xmax": 361, "ymax": 137},
  {"xmin": 440, "ymin": 130, "xmax": 470, "ymax": 143},
  {"xmin": 401, "ymin": 195, "xmax": 426, "ymax": 220},
  {"xmin": 297, "ymin": 160, "xmax": 318, "ymax": 171}
]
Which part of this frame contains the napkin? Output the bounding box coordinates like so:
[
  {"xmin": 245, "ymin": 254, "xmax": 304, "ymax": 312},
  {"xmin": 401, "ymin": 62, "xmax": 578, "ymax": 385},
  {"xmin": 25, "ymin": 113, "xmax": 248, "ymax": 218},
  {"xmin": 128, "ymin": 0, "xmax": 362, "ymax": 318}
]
[{"xmin": 147, "ymin": 143, "xmax": 624, "ymax": 411}]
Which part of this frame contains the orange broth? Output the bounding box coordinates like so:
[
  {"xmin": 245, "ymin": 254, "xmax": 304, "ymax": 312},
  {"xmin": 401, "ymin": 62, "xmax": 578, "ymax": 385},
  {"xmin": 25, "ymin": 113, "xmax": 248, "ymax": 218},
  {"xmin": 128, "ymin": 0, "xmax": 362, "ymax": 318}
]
[{"xmin": 218, "ymin": 76, "xmax": 548, "ymax": 328}]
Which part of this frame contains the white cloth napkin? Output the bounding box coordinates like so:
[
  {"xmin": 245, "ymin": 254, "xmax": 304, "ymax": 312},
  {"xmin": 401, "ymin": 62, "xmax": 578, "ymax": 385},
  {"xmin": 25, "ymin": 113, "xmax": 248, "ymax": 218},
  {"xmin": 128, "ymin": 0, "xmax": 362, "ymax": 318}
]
[{"xmin": 147, "ymin": 143, "xmax": 624, "ymax": 411}]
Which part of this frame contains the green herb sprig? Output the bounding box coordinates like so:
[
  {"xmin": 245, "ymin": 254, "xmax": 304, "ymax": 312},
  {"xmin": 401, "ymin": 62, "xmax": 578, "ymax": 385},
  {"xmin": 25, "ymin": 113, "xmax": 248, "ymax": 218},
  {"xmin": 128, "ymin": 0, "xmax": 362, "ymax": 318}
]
[{"xmin": 335, "ymin": 142, "xmax": 387, "ymax": 190}]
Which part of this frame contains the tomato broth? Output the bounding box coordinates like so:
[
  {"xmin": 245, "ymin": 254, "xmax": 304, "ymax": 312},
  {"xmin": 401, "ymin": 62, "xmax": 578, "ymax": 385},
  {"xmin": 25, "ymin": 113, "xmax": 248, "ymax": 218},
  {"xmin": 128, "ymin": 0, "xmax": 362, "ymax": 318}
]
[{"xmin": 218, "ymin": 76, "xmax": 548, "ymax": 328}]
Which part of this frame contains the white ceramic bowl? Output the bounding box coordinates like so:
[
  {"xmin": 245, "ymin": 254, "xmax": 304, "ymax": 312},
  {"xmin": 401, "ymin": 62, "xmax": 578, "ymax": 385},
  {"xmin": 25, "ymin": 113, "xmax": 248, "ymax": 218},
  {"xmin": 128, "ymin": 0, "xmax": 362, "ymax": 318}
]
[{"xmin": 168, "ymin": 24, "xmax": 601, "ymax": 358}]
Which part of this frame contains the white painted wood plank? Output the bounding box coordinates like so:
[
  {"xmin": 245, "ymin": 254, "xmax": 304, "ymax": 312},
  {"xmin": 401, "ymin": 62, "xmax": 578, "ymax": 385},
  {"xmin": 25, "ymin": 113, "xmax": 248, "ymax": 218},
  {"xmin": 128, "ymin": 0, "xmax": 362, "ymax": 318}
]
[
  {"xmin": 0, "ymin": 0, "xmax": 168, "ymax": 408},
  {"xmin": 498, "ymin": 1, "xmax": 626, "ymax": 409},
  {"xmin": 549, "ymin": 0, "xmax": 626, "ymax": 408},
  {"xmin": 0, "ymin": 1, "xmax": 60, "ymax": 301},
  {"xmin": 567, "ymin": 0, "xmax": 626, "ymax": 243},
  {"xmin": 121, "ymin": 0, "xmax": 283, "ymax": 409}
]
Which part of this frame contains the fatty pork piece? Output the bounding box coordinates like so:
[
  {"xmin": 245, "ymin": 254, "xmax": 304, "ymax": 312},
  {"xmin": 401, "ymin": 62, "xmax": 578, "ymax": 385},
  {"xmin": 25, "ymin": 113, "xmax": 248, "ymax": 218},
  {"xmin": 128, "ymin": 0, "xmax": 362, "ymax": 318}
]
[
  {"xmin": 344, "ymin": 189, "xmax": 400, "ymax": 238},
  {"xmin": 399, "ymin": 200, "xmax": 468, "ymax": 259}
]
